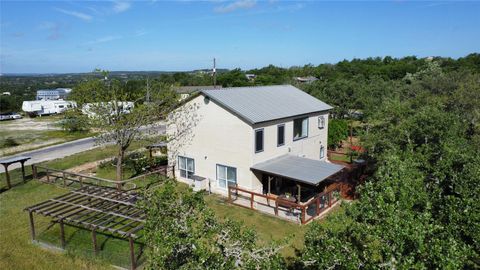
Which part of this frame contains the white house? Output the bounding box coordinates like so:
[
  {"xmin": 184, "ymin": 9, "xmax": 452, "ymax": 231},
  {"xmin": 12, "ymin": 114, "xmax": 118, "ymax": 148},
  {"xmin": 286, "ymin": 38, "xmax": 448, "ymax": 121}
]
[{"xmin": 167, "ymin": 85, "xmax": 343, "ymax": 203}]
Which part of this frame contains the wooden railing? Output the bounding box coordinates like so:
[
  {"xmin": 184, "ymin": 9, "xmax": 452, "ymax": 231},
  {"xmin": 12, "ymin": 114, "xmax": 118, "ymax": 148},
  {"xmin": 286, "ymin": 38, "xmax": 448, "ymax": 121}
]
[
  {"xmin": 227, "ymin": 185, "xmax": 341, "ymax": 224},
  {"xmin": 32, "ymin": 164, "xmax": 174, "ymax": 191}
]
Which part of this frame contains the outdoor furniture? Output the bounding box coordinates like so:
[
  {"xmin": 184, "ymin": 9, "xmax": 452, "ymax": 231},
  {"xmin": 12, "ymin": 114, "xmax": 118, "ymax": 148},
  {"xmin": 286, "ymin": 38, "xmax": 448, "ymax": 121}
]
[
  {"xmin": 0, "ymin": 156, "xmax": 31, "ymax": 189},
  {"xmin": 277, "ymin": 194, "xmax": 297, "ymax": 216}
]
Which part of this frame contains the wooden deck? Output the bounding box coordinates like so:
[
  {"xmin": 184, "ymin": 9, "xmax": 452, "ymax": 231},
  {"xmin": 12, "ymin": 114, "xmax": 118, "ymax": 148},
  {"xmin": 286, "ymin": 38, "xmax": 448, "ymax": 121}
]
[{"xmin": 227, "ymin": 185, "xmax": 341, "ymax": 224}]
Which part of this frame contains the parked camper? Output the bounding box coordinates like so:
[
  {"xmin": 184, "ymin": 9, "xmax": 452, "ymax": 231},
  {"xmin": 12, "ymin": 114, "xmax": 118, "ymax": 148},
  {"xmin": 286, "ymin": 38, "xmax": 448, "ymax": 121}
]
[
  {"xmin": 22, "ymin": 100, "xmax": 77, "ymax": 117},
  {"xmin": 82, "ymin": 101, "xmax": 134, "ymax": 117}
]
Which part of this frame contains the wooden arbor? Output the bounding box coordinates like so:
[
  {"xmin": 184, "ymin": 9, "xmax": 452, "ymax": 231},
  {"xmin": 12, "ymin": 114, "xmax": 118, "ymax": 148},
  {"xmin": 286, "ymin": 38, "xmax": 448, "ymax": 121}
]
[
  {"xmin": 24, "ymin": 186, "xmax": 145, "ymax": 270},
  {"xmin": 0, "ymin": 156, "xmax": 31, "ymax": 189}
]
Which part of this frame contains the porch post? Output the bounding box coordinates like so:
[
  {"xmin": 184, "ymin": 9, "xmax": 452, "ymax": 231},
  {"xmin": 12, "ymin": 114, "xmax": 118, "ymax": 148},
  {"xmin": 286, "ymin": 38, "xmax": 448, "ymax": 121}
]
[
  {"xmin": 268, "ymin": 176, "xmax": 272, "ymax": 194},
  {"xmin": 297, "ymin": 184, "xmax": 301, "ymax": 202}
]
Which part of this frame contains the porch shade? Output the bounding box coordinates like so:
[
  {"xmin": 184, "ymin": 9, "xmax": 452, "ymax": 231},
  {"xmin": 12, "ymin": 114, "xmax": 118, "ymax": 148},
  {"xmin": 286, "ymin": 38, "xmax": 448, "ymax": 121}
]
[{"xmin": 251, "ymin": 155, "xmax": 344, "ymax": 186}]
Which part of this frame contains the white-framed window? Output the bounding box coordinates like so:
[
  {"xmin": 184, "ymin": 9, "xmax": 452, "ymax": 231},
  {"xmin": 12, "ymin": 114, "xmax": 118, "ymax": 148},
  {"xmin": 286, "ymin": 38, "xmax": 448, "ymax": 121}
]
[
  {"xmin": 178, "ymin": 156, "xmax": 194, "ymax": 179},
  {"xmin": 217, "ymin": 164, "xmax": 237, "ymax": 189},
  {"xmin": 255, "ymin": 128, "xmax": 264, "ymax": 153},
  {"xmin": 318, "ymin": 115, "xmax": 325, "ymax": 129},
  {"xmin": 320, "ymin": 145, "xmax": 325, "ymax": 159},
  {"xmin": 293, "ymin": 117, "xmax": 308, "ymax": 140}
]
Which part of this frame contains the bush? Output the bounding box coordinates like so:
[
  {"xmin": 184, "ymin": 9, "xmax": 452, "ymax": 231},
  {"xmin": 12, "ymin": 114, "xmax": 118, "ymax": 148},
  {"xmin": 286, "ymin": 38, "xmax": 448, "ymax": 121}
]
[
  {"xmin": 328, "ymin": 119, "xmax": 348, "ymax": 149},
  {"xmin": 0, "ymin": 137, "xmax": 20, "ymax": 148},
  {"xmin": 60, "ymin": 112, "xmax": 89, "ymax": 132}
]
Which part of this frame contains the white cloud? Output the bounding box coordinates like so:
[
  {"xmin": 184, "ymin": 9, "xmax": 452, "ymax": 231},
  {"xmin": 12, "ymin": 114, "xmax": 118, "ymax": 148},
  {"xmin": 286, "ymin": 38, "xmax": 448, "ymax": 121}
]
[
  {"xmin": 54, "ymin": 8, "xmax": 93, "ymax": 21},
  {"xmin": 214, "ymin": 0, "xmax": 256, "ymax": 13},
  {"xmin": 84, "ymin": 35, "xmax": 122, "ymax": 45},
  {"xmin": 113, "ymin": 1, "xmax": 131, "ymax": 13}
]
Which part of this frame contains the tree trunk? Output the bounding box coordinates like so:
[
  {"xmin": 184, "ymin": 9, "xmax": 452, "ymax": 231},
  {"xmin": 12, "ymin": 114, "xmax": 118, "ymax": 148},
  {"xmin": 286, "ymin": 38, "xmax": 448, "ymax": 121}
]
[{"xmin": 116, "ymin": 148, "xmax": 124, "ymax": 182}]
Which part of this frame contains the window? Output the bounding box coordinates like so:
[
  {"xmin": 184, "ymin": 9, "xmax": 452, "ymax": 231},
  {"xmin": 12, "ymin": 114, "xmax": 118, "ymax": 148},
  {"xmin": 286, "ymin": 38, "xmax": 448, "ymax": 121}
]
[
  {"xmin": 217, "ymin": 164, "xmax": 237, "ymax": 189},
  {"xmin": 277, "ymin": 124, "xmax": 285, "ymax": 146},
  {"xmin": 255, "ymin": 129, "xmax": 264, "ymax": 153},
  {"xmin": 320, "ymin": 145, "xmax": 325, "ymax": 159},
  {"xmin": 318, "ymin": 115, "xmax": 325, "ymax": 129},
  {"xmin": 178, "ymin": 156, "xmax": 194, "ymax": 179},
  {"xmin": 293, "ymin": 117, "xmax": 308, "ymax": 140}
]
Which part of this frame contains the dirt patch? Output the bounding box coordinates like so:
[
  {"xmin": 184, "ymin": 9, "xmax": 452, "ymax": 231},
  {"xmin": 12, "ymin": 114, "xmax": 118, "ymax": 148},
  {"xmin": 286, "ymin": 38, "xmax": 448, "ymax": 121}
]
[{"xmin": 0, "ymin": 117, "xmax": 61, "ymax": 131}]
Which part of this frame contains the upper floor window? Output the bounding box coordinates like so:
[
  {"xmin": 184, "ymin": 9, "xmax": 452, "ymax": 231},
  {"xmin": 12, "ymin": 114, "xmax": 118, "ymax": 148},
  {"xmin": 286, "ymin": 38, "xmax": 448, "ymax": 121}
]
[
  {"xmin": 178, "ymin": 156, "xmax": 194, "ymax": 179},
  {"xmin": 318, "ymin": 115, "xmax": 325, "ymax": 129},
  {"xmin": 293, "ymin": 117, "xmax": 308, "ymax": 140},
  {"xmin": 255, "ymin": 129, "xmax": 264, "ymax": 153},
  {"xmin": 277, "ymin": 124, "xmax": 285, "ymax": 146}
]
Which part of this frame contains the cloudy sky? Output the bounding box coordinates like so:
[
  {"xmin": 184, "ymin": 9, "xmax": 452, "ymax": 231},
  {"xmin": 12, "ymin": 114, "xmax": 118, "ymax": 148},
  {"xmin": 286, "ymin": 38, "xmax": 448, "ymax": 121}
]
[{"xmin": 1, "ymin": 0, "xmax": 479, "ymax": 73}]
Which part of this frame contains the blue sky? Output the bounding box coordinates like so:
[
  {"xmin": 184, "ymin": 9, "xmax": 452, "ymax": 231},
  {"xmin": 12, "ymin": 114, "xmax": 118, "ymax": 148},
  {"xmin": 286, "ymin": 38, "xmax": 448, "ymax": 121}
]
[{"xmin": 1, "ymin": 0, "xmax": 479, "ymax": 73}]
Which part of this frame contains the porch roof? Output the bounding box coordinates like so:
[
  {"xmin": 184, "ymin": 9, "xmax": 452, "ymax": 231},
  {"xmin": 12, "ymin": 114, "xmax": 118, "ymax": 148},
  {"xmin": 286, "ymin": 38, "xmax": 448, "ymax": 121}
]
[{"xmin": 251, "ymin": 155, "xmax": 344, "ymax": 186}]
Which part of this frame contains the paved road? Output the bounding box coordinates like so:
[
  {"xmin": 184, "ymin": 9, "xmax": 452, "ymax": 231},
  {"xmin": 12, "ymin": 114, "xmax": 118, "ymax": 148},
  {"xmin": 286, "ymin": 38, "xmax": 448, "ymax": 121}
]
[{"xmin": 0, "ymin": 124, "xmax": 166, "ymax": 173}]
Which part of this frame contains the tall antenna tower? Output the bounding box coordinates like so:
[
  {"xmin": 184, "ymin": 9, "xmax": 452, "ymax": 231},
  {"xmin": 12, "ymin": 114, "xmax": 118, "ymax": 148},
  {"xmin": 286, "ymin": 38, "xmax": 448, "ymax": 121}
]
[{"xmin": 213, "ymin": 58, "xmax": 217, "ymax": 88}]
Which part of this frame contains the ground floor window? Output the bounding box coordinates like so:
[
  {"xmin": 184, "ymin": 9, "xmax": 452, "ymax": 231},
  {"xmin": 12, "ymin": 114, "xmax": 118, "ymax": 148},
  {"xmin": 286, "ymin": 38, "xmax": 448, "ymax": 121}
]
[
  {"xmin": 217, "ymin": 164, "xmax": 237, "ymax": 189},
  {"xmin": 320, "ymin": 145, "xmax": 325, "ymax": 159},
  {"xmin": 178, "ymin": 156, "xmax": 194, "ymax": 179}
]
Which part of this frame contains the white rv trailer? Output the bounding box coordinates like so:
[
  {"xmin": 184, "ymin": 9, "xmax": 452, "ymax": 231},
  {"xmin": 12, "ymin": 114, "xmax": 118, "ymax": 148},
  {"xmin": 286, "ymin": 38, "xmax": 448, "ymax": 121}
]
[
  {"xmin": 81, "ymin": 101, "xmax": 134, "ymax": 117},
  {"xmin": 22, "ymin": 100, "xmax": 77, "ymax": 117}
]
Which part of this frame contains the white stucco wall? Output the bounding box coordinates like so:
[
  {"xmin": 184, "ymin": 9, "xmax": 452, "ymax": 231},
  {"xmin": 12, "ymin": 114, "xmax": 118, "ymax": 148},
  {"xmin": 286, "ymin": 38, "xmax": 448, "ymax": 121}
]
[
  {"xmin": 249, "ymin": 113, "xmax": 329, "ymax": 192},
  {"xmin": 168, "ymin": 94, "xmax": 330, "ymax": 196},
  {"xmin": 167, "ymin": 95, "xmax": 254, "ymax": 195}
]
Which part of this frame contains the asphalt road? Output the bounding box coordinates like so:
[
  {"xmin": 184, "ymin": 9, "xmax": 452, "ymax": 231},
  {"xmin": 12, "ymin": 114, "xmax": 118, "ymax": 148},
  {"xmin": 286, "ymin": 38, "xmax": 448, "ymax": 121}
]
[{"xmin": 0, "ymin": 124, "xmax": 166, "ymax": 173}]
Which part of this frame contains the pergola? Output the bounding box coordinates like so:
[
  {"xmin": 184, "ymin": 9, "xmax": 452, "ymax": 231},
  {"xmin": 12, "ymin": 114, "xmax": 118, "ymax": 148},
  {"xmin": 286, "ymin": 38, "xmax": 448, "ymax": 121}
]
[
  {"xmin": 145, "ymin": 142, "xmax": 167, "ymax": 158},
  {"xmin": 0, "ymin": 156, "xmax": 31, "ymax": 189},
  {"xmin": 24, "ymin": 185, "xmax": 145, "ymax": 270}
]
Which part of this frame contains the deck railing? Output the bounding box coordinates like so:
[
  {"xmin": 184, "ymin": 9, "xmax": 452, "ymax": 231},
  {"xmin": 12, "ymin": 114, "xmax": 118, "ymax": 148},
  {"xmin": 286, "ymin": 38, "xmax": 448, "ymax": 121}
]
[
  {"xmin": 227, "ymin": 184, "xmax": 341, "ymax": 224},
  {"xmin": 32, "ymin": 164, "xmax": 174, "ymax": 191}
]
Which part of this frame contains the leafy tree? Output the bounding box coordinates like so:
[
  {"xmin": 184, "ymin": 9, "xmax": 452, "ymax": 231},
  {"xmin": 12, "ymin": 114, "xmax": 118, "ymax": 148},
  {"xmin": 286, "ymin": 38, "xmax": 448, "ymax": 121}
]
[
  {"xmin": 141, "ymin": 180, "xmax": 285, "ymax": 270},
  {"xmin": 70, "ymin": 70, "xmax": 178, "ymax": 181},
  {"xmin": 327, "ymin": 119, "xmax": 348, "ymax": 149}
]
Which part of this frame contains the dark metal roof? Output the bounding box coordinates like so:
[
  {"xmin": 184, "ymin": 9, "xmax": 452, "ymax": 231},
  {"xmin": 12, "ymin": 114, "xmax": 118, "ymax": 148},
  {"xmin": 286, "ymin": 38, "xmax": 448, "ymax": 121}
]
[
  {"xmin": 251, "ymin": 155, "xmax": 344, "ymax": 186},
  {"xmin": 201, "ymin": 85, "xmax": 332, "ymax": 125}
]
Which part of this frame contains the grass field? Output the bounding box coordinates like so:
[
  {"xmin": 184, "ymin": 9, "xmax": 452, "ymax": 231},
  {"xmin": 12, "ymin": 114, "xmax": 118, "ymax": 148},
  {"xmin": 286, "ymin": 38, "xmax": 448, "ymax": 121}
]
[{"xmin": 0, "ymin": 146, "xmax": 323, "ymax": 269}]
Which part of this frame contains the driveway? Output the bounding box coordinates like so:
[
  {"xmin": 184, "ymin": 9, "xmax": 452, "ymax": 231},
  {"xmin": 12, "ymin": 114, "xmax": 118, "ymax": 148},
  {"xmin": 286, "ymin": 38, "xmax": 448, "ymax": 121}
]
[{"xmin": 0, "ymin": 124, "xmax": 166, "ymax": 173}]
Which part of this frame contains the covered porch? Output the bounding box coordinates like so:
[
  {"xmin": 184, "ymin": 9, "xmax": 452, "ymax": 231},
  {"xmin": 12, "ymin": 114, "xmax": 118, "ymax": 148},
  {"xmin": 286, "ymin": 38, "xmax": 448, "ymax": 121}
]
[{"xmin": 228, "ymin": 155, "xmax": 345, "ymax": 224}]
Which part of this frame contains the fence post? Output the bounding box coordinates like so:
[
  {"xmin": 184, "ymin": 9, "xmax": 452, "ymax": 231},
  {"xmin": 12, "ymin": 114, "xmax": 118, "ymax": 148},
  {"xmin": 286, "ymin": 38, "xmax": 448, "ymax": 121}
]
[
  {"xmin": 79, "ymin": 176, "xmax": 83, "ymax": 187},
  {"xmin": 62, "ymin": 172, "xmax": 66, "ymax": 187},
  {"xmin": 250, "ymin": 193, "xmax": 254, "ymax": 209},
  {"xmin": 31, "ymin": 165, "xmax": 37, "ymax": 179},
  {"xmin": 328, "ymin": 191, "xmax": 332, "ymax": 207},
  {"xmin": 227, "ymin": 186, "xmax": 231, "ymax": 203},
  {"xmin": 274, "ymin": 199, "xmax": 279, "ymax": 216},
  {"xmin": 46, "ymin": 169, "xmax": 50, "ymax": 182},
  {"xmin": 301, "ymin": 206, "xmax": 306, "ymax": 224},
  {"xmin": 316, "ymin": 196, "xmax": 321, "ymax": 216}
]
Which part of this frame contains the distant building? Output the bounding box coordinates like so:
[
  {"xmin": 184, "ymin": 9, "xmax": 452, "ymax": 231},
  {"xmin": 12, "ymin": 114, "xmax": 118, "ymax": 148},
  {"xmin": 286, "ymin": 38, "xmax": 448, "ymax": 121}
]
[
  {"xmin": 294, "ymin": 76, "xmax": 319, "ymax": 84},
  {"xmin": 245, "ymin": 74, "xmax": 256, "ymax": 81},
  {"xmin": 36, "ymin": 88, "xmax": 72, "ymax": 100},
  {"xmin": 2, "ymin": 92, "xmax": 11, "ymax": 96},
  {"xmin": 174, "ymin": 85, "xmax": 222, "ymax": 101}
]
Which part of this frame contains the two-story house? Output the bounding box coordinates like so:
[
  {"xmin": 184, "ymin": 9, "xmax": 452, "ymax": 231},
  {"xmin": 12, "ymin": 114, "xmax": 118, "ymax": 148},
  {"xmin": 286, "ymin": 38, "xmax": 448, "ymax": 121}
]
[{"xmin": 167, "ymin": 85, "xmax": 343, "ymax": 204}]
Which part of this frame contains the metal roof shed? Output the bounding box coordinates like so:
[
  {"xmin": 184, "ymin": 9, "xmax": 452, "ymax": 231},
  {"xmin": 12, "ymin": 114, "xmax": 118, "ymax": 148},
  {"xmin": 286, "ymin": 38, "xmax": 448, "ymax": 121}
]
[{"xmin": 251, "ymin": 154, "xmax": 344, "ymax": 186}]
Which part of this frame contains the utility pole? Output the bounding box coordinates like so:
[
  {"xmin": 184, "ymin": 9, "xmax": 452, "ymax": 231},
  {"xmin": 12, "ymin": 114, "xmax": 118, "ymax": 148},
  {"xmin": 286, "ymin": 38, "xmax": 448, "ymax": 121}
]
[{"xmin": 213, "ymin": 58, "xmax": 217, "ymax": 88}]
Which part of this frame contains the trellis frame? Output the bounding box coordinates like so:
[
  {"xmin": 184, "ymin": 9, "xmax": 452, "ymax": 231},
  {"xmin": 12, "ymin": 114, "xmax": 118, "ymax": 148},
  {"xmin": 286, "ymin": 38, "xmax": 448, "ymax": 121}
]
[{"xmin": 24, "ymin": 185, "xmax": 145, "ymax": 270}]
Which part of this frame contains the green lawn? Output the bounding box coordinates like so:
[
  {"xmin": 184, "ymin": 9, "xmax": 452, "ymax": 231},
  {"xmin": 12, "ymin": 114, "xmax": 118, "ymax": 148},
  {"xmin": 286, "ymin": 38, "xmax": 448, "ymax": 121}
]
[{"xmin": 0, "ymin": 145, "xmax": 321, "ymax": 269}]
